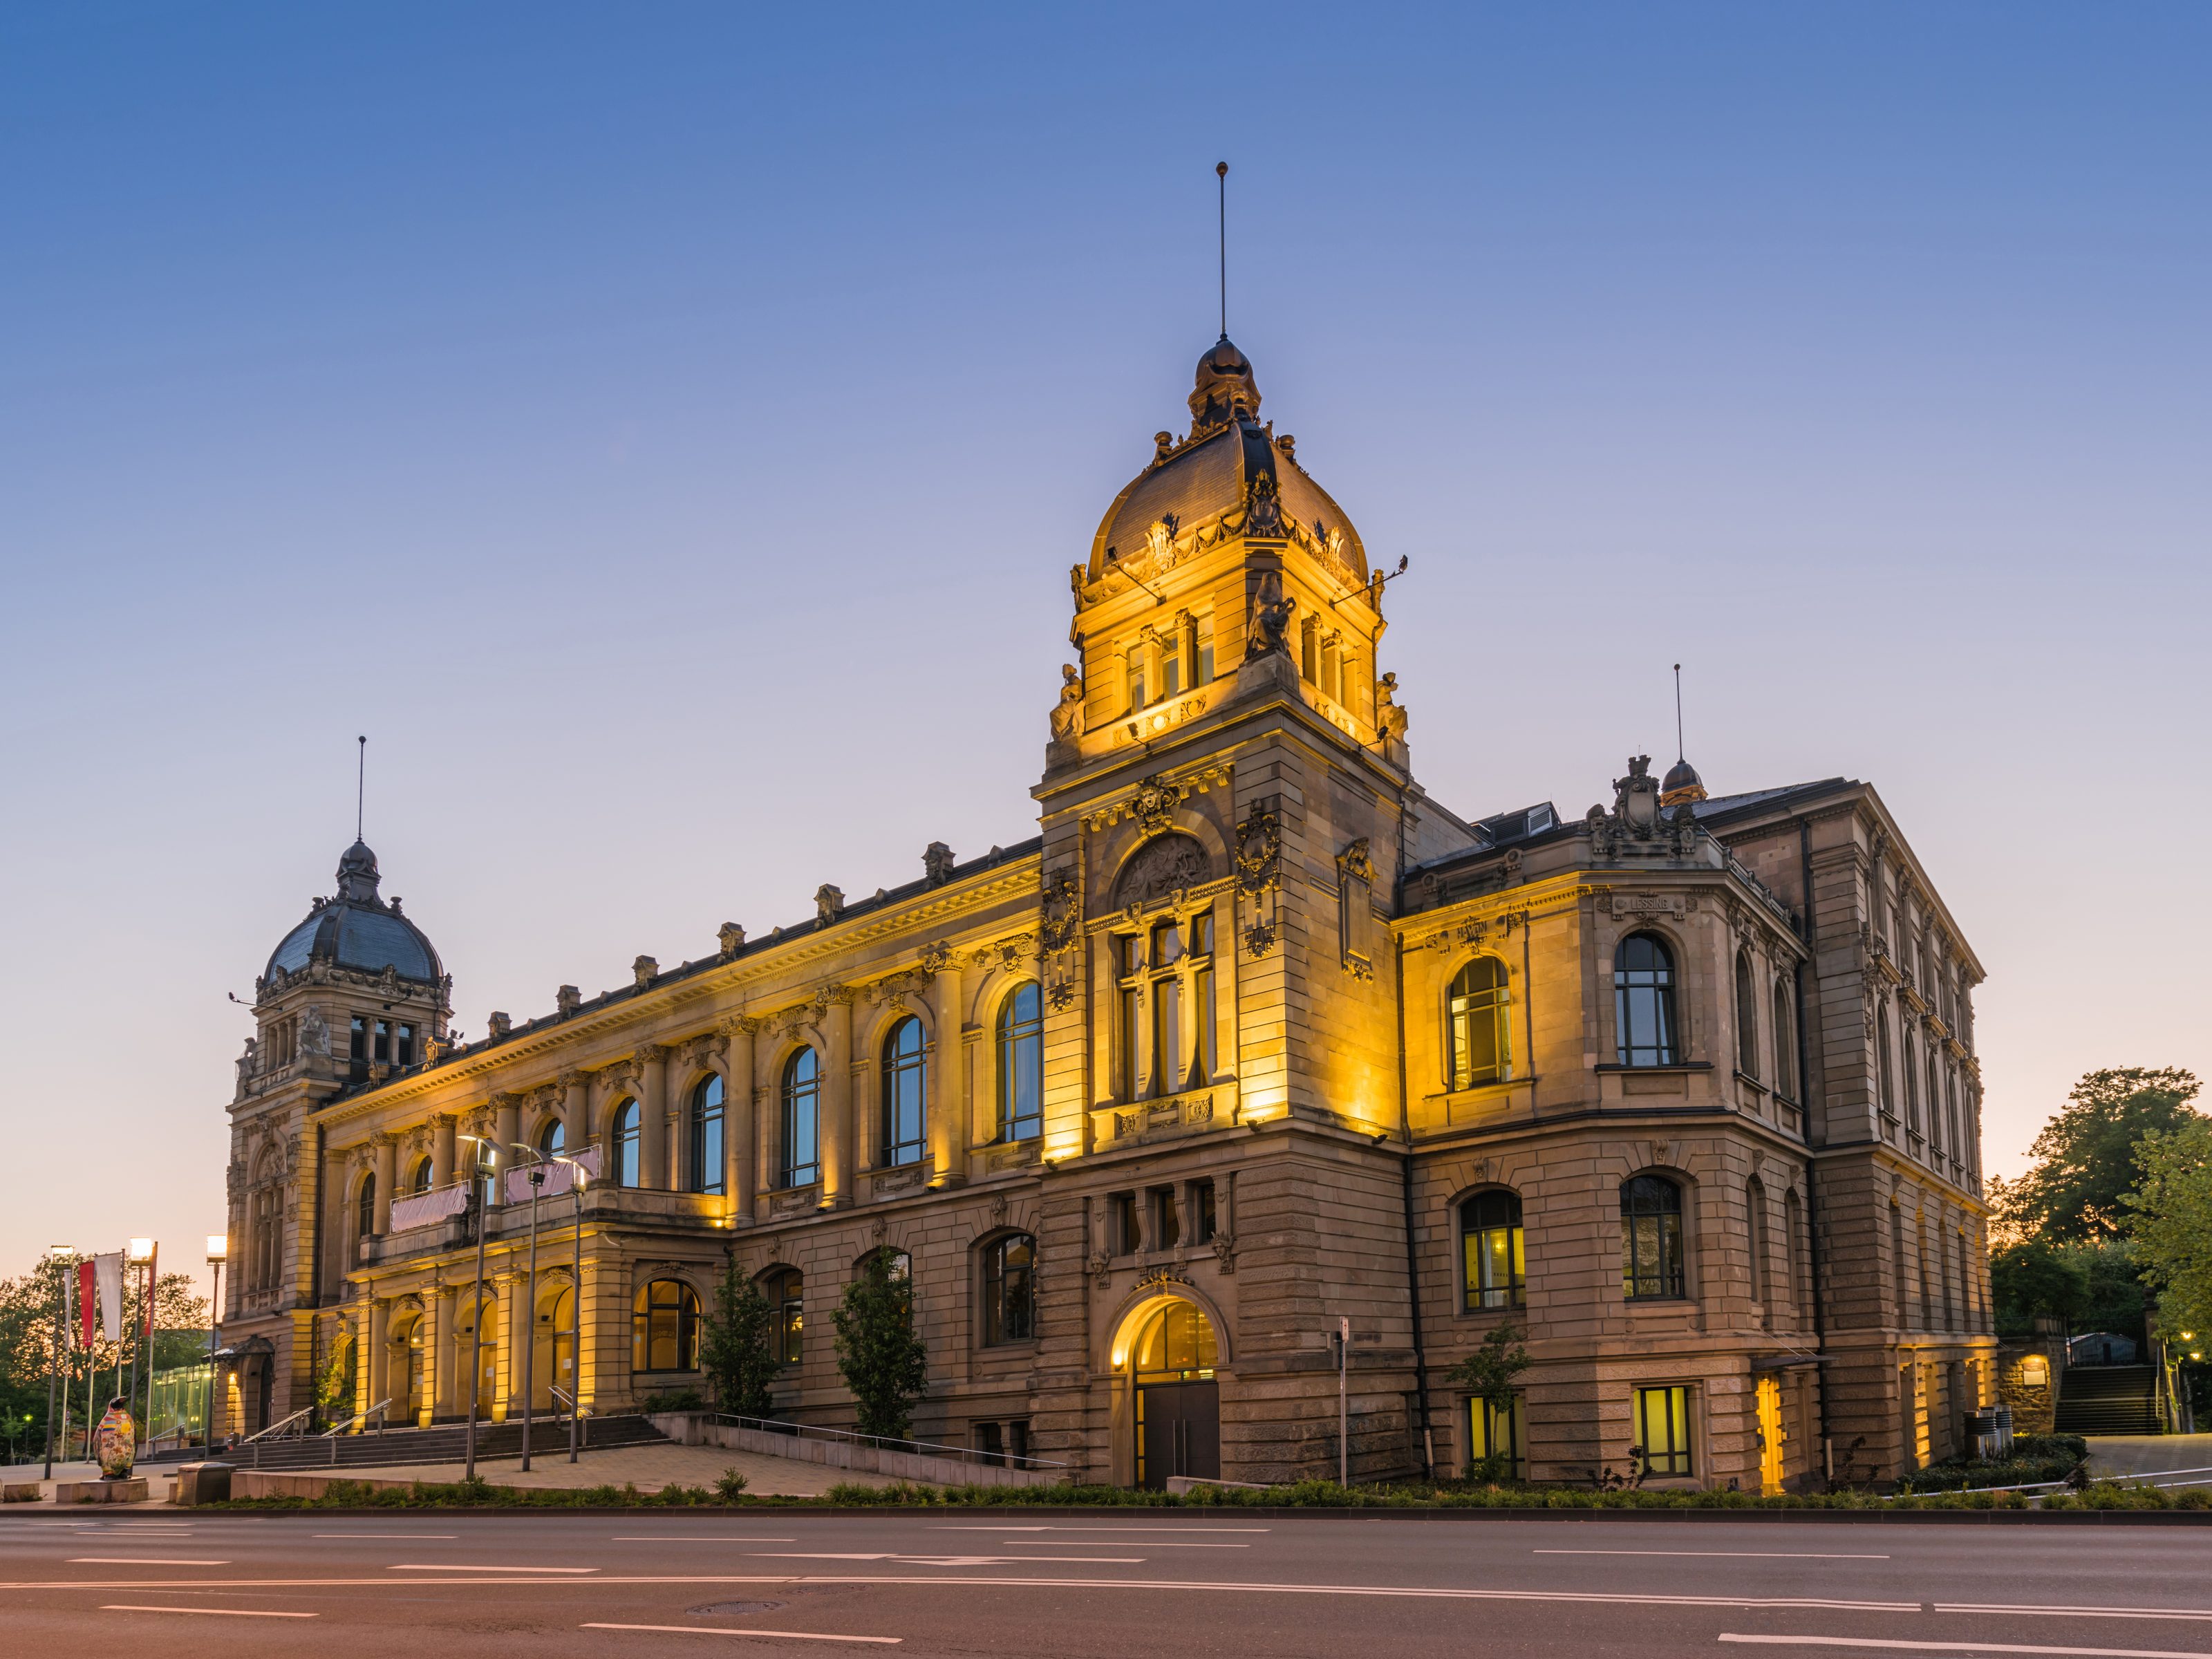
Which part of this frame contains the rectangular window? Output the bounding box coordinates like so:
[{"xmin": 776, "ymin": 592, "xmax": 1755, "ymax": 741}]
[
  {"xmin": 1163, "ymin": 639, "xmax": 1183, "ymax": 698},
  {"xmin": 1115, "ymin": 933, "xmax": 1142, "ymax": 977},
  {"xmin": 1468, "ymin": 1392, "xmax": 1526, "ymax": 1481},
  {"xmin": 1192, "ymin": 1179, "xmax": 1217, "ymax": 1244},
  {"xmin": 1120, "ymin": 986, "xmax": 1142, "ymax": 1100},
  {"xmin": 349, "ymin": 1015, "xmax": 368, "ymax": 1060},
  {"xmin": 975, "ymin": 1420, "xmax": 1005, "ymax": 1465},
  {"xmin": 394, "ymin": 1023, "xmax": 416, "ymax": 1067},
  {"xmin": 373, "ymin": 1020, "xmax": 392, "ymax": 1064},
  {"xmin": 1151, "ymin": 978, "xmax": 1181, "ymax": 1098},
  {"xmin": 1193, "ymin": 965, "xmax": 1215, "ymax": 1084},
  {"xmin": 1150, "ymin": 1186, "xmax": 1181, "ymax": 1250},
  {"xmin": 1109, "ymin": 1191, "xmax": 1139, "ymax": 1255},
  {"xmin": 1127, "ymin": 644, "xmax": 1147, "ymax": 713},
  {"xmin": 1195, "ymin": 613, "xmax": 1215, "ymax": 684},
  {"xmin": 1635, "ymin": 1385, "xmax": 1694, "ymax": 1477},
  {"xmin": 1190, "ymin": 909, "xmax": 1214, "ymax": 957}
]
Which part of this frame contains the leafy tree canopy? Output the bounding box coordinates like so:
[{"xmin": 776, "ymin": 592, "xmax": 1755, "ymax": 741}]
[
  {"xmin": 2126, "ymin": 1118, "xmax": 2212, "ymax": 1353},
  {"xmin": 1992, "ymin": 1068, "xmax": 2202, "ymax": 1245}
]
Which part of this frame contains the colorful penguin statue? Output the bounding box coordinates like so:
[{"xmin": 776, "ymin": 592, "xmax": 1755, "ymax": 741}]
[{"xmin": 95, "ymin": 1396, "xmax": 136, "ymax": 1479}]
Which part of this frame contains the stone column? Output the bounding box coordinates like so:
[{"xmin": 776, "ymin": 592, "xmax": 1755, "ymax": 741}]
[
  {"xmin": 638, "ymin": 1046, "xmax": 671, "ymax": 1190},
  {"xmin": 500, "ymin": 1271, "xmax": 529, "ymax": 1421},
  {"xmin": 577, "ymin": 1249, "xmax": 600, "ymax": 1414},
  {"xmin": 493, "ymin": 1093, "xmax": 523, "ymax": 1202},
  {"xmin": 431, "ymin": 1114, "xmax": 457, "ymax": 1188},
  {"xmin": 725, "ymin": 1018, "xmax": 757, "ymax": 1222},
  {"xmin": 365, "ymin": 1297, "xmax": 389, "ymax": 1416},
  {"xmin": 823, "ymin": 990, "xmax": 854, "ymax": 1206},
  {"xmin": 559, "ymin": 1069, "xmax": 590, "ymax": 1154},
  {"xmin": 372, "ymin": 1134, "xmax": 397, "ymax": 1233},
  {"xmin": 429, "ymin": 1284, "xmax": 455, "ymax": 1423},
  {"xmin": 931, "ymin": 955, "xmax": 968, "ymax": 1185}
]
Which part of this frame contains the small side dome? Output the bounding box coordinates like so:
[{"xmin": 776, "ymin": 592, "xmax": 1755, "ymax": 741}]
[
  {"xmin": 1660, "ymin": 758, "xmax": 1707, "ymax": 807},
  {"xmin": 264, "ymin": 840, "xmax": 443, "ymax": 986}
]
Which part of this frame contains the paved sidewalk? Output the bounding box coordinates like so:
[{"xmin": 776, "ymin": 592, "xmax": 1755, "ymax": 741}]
[
  {"xmin": 336, "ymin": 1437, "xmax": 926, "ymax": 1497},
  {"xmin": 2087, "ymin": 1433, "xmax": 2212, "ymax": 1479}
]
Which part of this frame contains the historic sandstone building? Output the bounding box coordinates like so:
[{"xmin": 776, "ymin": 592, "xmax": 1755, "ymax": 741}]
[{"xmin": 221, "ymin": 337, "xmax": 1994, "ymax": 1489}]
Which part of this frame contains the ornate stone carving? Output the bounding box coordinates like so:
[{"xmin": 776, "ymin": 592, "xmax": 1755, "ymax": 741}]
[
  {"xmin": 1615, "ymin": 756, "xmax": 1662, "ymax": 838},
  {"xmin": 556, "ymin": 984, "xmax": 582, "ymax": 1016},
  {"xmin": 632, "ymin": 956, "xmax": 658, "ymax": 988},
  {"xmin": 1131, "ymin": 775, "xmax": 1181, "ymax": 835},
  {"xmin": 924, "ymin": 841, "xmax": 957, "ymax": 886},
  {"xmin": 1244, "ymin": 570, "xmax": 1293, "ymax": 659},
  {"xmin": 1048, "ymin": 666, "xmax": 1085, "ymax": 746},
  {"xmin": 1211, "ymin": 1233, "xmax": 1237, "ymax": 1273},
  {"xmin": 1234, "ymin": 799, "xmax": 1282, "ymax": 899},
  {"xmin": 814, "ymin": 885, "xmax": 845, "ymax": 928},
  {"xmin": 1376, "ymin": 673, "xmax": 1407, "ymax": 742},
  {"xmin": 717, "ymin": 924, "xmax": 746, "ymax": 961},
  {"xmin": 1086, "ymin": 1247, "xmax": 1112, "ymax": 1288},
  {"xmin": 1338, "ymin": 837, "xmax": 1377, "ymax": 885},
  {"xmin": 1046, "ymin": 977, "xmax": 1076, "ymax": 1011},
  {"xmin": 1038, "ymin": 866, "xmax": 1082, "ymax": 955},
  {"xmin": 1244, "ymin": 469, "xmax": 1284, "ymax": 536},
  {"xmin": 297, "ymin": 1006, "xmax": 329, "ymax": 1057},
  {"xmin": 1112, "ymin": 834, "xmax": 1209, "ymax": 911}
]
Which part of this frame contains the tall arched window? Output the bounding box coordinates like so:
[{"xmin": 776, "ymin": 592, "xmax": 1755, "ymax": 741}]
[
  {"xmin": 410, "ymin": 1156, "xmax": 433, "ymax": 1194},
  {"xmin": 537, "ymin": 1116, "xmax": 565, "ymax": 1155},
  {"xmin": 1734, "ymin": 951, "xmax": 1760, "ymax": 1078},
  {"xmin": 1902, "ymin": 1035, "xmax": 1923, "ymax": 1139},
  {"xmin": 1772, "ymin": 978, "xmax": 1797, "ymax": 1100},
  {"xmin": 1929, "ymin": 1056, "xmax": 1945, "ymax": 1160},
  {"xmin": 780, "ymin": 1051, "xmax": 820, "ymax": 1188},
  {"xmin": 1877, "ymin": 1011, "xmax": 1896, "ymax": 1126},
  {"xmin": 1747, "ymin": 1177, "xmax": 1770, "ymax": 1310},
  {"xmin": 1621, "ymin": 1174, "xmax": 1686, "ymax": 1300},
  {"xmin": 1459, "ymin": 1190, "xmax": 1525, "ymax": 1310},
  {"xmin": 1614, "ymin": 933, "xmax": 1678, "ymax": 1067},
  {"xmin": 983, "ymin": 1233, "xmax": 1035, "ymax": 1345},
  {"xmin": 631, "ymin": 1278, "xmax": 702, "ymax": 1374},
  {"xmin": 763, "ymin": 1267, "xmax": 804, "ymax": 1366},
  {"xmin": 611, "ymin": 1098, "xmax": 641, "ymax": 1188},
  {"xmin": 1448, "ymin": 958, "xmax": 1511, "ymax": 1089},
  {"xmin": 881, "ymin": 1017, "xmax": 927, "ymax": 1168},
  {"xmin": 687, "ymin": 1074, "xmax": 725, "ymax": 1194},
  {"xmin": 355, "ymin": 1172, "xmax": 376, "ymax": 1246},
  {"xmin": 1783, "ymin": 1188, "xmax": 1805, "ymax": 1315},
  {"xmin": 997, "ymin": 982, "xmax": 1044, "ymax": 1143}
]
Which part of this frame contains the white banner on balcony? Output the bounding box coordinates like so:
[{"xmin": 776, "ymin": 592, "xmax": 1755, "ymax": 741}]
[
  {"xmin": 503, "ymin": 1143, "xmax": 599, "ymax": 1203},
  {"xmin": 388, "ymin": 1181, "xmax": 470, "ymax": 1233}
]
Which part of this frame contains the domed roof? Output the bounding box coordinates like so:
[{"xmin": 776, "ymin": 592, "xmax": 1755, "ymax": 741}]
[
  {"xmin": 1659, "ymin": 758, "xmax": 1708, "ymax": 807},
  {"xmin": 264, "ymin": 841, "xmax": 443, "ymax": 986},
  {"xmin": 1087, "ymin": 337, "xmax": 1369, "ymax": 583}
]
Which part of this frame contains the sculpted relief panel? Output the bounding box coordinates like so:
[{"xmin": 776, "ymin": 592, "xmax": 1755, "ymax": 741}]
[{"xmin": 1112, "ymin": 833, "xmax": 1211, "ymax": 910}]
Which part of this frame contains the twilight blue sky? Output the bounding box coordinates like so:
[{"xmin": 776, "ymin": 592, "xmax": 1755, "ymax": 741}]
[{"xmin": 3, "ymin": 4, "xmax": 2207, "ymax": 1290}]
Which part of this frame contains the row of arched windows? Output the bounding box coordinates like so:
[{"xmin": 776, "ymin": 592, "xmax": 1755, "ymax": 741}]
[
  {"xmin": 1456, "ymin": 1174, "xmax": 1785, "ymax": 1310},
  {"xmin": 1732, "ymin": 950, "xmax": 1799, "ymax": 1098},
  {"xmin": 1447, "ymin": 933, "xmax": 1712, "ymax": 1086},
  {"xmin": 626, "ymin": 1234, "xmax": 1038, "ymax": 1376}
]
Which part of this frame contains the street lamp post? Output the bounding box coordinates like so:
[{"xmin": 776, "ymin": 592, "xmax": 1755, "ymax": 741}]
[
  {"xmin": 205, "ymin": 1236, "xmax": 227, "ymax": 1449},
  {"xmin": 126, "ymin": 1239, "xmax": 155, "ymax": 1453},
  {"xmin": 459, "ymin": 1137, "xmax": 496, "ymax": 1482},
  {"xmin": 43, "ymin": 1246, "xmax": 72, "ymax": 1479},
  {"xmin": 503, "ymin": 1146, "xmax": 549, "ymax": 1474},
  {"xmin": 562, "ymin": 1161, "xmax": 588, "ymax": 1463}
]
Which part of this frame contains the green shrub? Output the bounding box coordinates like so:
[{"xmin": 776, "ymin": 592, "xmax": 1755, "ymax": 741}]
[{"xmin": 715, "ymin": 1468, "xmax": 751, "ymax": 1501}]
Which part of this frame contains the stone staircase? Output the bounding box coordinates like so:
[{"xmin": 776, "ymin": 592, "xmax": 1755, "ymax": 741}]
[
  {"xmin": 222, "ymin": 1413, "xmax": 668, "ymax": 1472},
  {"xmin": 2054, "ymin": 1365, "xmax": 2162, "ymax": 1436}
]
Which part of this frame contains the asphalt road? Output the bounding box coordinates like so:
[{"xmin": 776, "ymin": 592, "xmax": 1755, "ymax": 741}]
[{"xmin": 4, "ymin": 1510, "xmax": 2211, "ymax": 1657}]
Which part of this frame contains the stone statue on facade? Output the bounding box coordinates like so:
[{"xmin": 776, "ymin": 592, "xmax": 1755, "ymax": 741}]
[
  {"xmin": 1049, "ymin": 664, "xmax": 1085, "ymax": 743},
  {"xmin": 1245, "ymin": 571, "xmax": 1294, "ymax": 660}
]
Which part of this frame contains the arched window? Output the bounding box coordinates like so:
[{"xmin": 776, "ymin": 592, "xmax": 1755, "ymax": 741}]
[
  {"xmin": 537, "ymin": 1116, "xmax": 565, "ymax": 1155},
  {"xmin": 997, "ymin": 982, "xmax": 1044, "ymax": 1143},
  {"xmin": 1929, "ymin": 1056, "xmax": 1945, "ymax": 1159},
  {"xmin": 881, "ymin": 1017, "xmax": 927, "ymax": 1168},
  {"xmin": 355, "ymin": 1172, "xmax": 376, "ymax": 1245},
  {"xmin": 1903, "ymin": 1035, "xmax": 1923, "ymax": 1138},
  {"xmin": 631, "ymin": 1278, "xmax": 702, "ymax": 1374},
  {"xmin": 1621, "ymin": 1174, "xmax": 1686, "ymax": 1300},
  {"xmin": 1783, "ymin": 1188, "xmax": 1805, "ymax": 1315},
  {"xmin": 1734, "ymin": 951, "xmax": 1760, "ymax": 1078},
  {"xmin": 762, "ymin": 1267, "xmax": 804, "ymax": 1367},
  {"xmin": 1747, "ymin": 1177, "xmax": 1770, "ymax": 1310},
  {"xmin": 1459, "ymin": 1190, "xmax": 1525, "ymax": 1311},
  {"xmin": 1614, "ymin": 933, "xmax": 1678, "ymax": 1067},
  {"xmin": 611, "ymin": 1098, "xmax": 641, "ymax": 1188},
  {"xmin": 1448, "ymin": 958, "xmax": 1511, "ymax": 1089},
  {"xmin": 983, "ymin": 1233, "xmax": 1036, "ymax": 1345},
  {"xmin": 1772, "ymin": 979, "xmax": 1797, "ymax": 1100},
  {"xmin": 1877, "ymin": 1012, "xmax": 1896, "ymax": 1125},
  {"xmin": 410, "ymin": 1156, "xmax": 433, "ymax": 1194},
  {"xmin": 780, "ymin": 1050, "xmax": 821, "ymax": 1188},
  {"xmin": 687, "ymin": 1074, "xmax": 725, "ymax": 1194}
]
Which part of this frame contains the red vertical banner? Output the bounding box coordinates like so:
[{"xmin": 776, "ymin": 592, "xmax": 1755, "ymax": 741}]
[{"xmin": 77, "ymin": 1261, "xmax": 95, "ymax": 1347}]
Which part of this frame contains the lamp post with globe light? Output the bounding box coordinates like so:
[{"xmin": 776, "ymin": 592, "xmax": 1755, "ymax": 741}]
[
  {"xmin": 456, "ymin": 1135, "xmax": 497, "ymax": 1481},
  {"xmin": 126, "ymin": 1239, "xmax": 156, "ymax": 1453},
  {"xmin": 205, "ymin": 1236, "xmax": 227, "ymax": 1447}
]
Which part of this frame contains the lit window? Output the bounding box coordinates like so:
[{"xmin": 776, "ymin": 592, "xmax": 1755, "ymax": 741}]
[
  {"xmin": 538, "ymin": 1116, "xmax": 565, "ymax": 1155},
  {"xmin": 1620, "ymin": 1175, "xmax": 1686, "ymax": 1300},
  {"xmin": 764, "ymin": 1268, "xmax": 804, "ymax": 1366},
  {"xmin": 983, "ymin": 1234, "xmax": 1035, "ymax": 1346},
  {"xmin": 1460, "ymin": 1190, "xmax": 1525, "ymax": 1310},
  {"xmin": 1614, "ymin": 933, "xmax": 1679, "ymax": 1067},
  {"xmin": 688, "ymin": 1074, "xmax": 725, "ymax": 1194},
  {"xmin": 631, "ymin": 1278, "xmax": 702, "ymax": 1374},
  {"xmin": 1448, "ymin": 957, "xmax": 1511, "ymax": 1089},
  {"xmin": 1635, "ymin": 1385, "xmax": 1694, "ymax": 1477},
  {"xmin": 612, "ymin": 1098, "xmax": 641, "ymax": 1188},
  {"xmin": 1468, "ymin": 1391, "xmax": 1526, "ymax": 1481},
  {"xmin": 355, "ymin": 1172, "xmax": 376, "ymax": 1243},
  {"xmin": 996, "ymin": 982, "xmax": 1043, "ymax": 1143}
]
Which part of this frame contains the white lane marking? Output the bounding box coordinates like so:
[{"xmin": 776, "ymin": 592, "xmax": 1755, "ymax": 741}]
[
  {"xmin": 1940, "ymin": 1607, "xmax": 2212, "ymax": 1626},
  {"xmin": 1540, "ymin": 1549, "xmax": 1891, "ymax": 1560},
  {"xmin": 1721, "ymin": 1638, "xmax": 2212, "ymax": 1658},
  {"xmin": 611, "ymin": 1537, "xmax": 798, "ymax": 1543},
  {"xmin": 102, "ymin": 1604, "xmax": 317, "ymax": 1618},
  {"xmin": 69, "ymin": 1557, "xmax": 230, "ymax": 1566},
  {"xmin": 0, "ymin": 1571, "xmax": 1924, "ymax": 1610},
  {"xmin": 312, "ymin": 1534, "xmax": 459, "ymax": 1539},
  {"xmin": 1004, "ymin": 1541, "xmax": 1248, "ymax": 1548},
  {"xmin": 388, "ymin": 1563, "xmax": 599, "ymax": 1573},
  {"xmin": 747, "ymin": 1553, "xmax": 1146, "ymax": 1566},
  {"xmin": 929, "ymin": 1524, "xmax": 1269, "ymax": 1533},
  {"xmin": 585, "ymin": 1625, "xmax": 897, "ymax": 1645}
]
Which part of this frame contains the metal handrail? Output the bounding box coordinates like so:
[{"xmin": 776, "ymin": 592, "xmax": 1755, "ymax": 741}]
[
  {"xmin": 549, "ymin": 1386, "xmax": 586, "ymax": 1419},
  {"xmin": 321, "ymin": 1399, "xmax": 393, "ymax": 1438},
  {"xmin": 241, "ymin": 1405, "xmax": 314, "ymax": 1445},
  {"xmin": 701, "ymin": 1411, "xmax": 1068, "ymax": 1472}
]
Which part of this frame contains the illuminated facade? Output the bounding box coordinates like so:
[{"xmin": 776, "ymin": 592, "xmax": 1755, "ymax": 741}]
[{"xmin": 219, "ymin": 337, "xmax": 1994, "ymax": 1488}]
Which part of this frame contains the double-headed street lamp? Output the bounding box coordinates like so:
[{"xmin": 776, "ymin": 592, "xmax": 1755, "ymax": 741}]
[
  {"xmin": 205, "ymin": 1235, "xmax": 227, "ymax": 1448},
  {"xmin": 504, "ymin": 1145, "xmax": 591, "ymax": 1472},
  {"xmin": 126, "ymin": 1239, "xmax": 156, "ymax": 1453},
  {"xmin": 456, "ymin": 1135, "xmax": 498, "ymax": 1482}
]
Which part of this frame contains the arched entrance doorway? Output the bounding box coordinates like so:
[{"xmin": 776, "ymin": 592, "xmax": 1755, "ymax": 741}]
[
  {"xmin": 455, "ymin": 1293, "xmax": 498, "ymax": 1419},
  {"xmin": 390, "ymin": 1311, "xmax": 427, "ymax": 1425},
  {"xmin": 1125, "ymin": 1300, "xmax": 1220, "ymax": 1488},
  {"xmin": 532, "ymin": 1281, "xmax": 575, "ymax": 1414}
]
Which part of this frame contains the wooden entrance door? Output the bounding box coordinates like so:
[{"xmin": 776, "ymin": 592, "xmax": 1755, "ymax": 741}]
[
  {"xmin": 1138, "ymin": 1380, "xmax": 1220, "ymax": 1488},
  {"xmin": 1755, "ymin": 1374, "xmax": 1785, "ymax": 1496}
]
